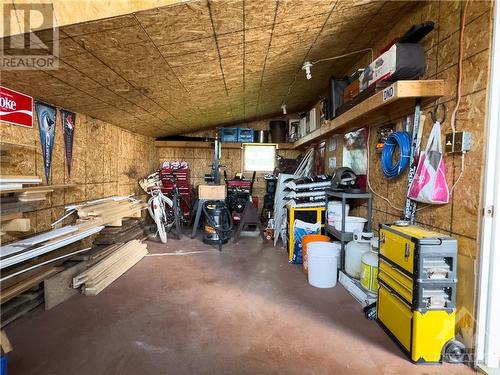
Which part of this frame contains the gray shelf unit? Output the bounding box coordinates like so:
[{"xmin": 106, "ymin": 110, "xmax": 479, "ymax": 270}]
[{"xmin": 324, "ymin": 189, "xmax": 373, "ymax": 269}]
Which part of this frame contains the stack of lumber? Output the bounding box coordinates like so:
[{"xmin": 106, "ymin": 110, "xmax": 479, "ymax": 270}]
[
  {"xmin": 75, "ymin": 198, "xmax": 146, "ymax": 228},
  {"xmin": 72, "ymin": 243, "xmax": 123, "ymax": 264},
  {"xmin": 1, "ymin": 289, "xmax": 44, "ymax": 328},
  {"xmin": 0, "ymin": 175, "xmax": 75, "ymax": 235},
  {"xmin": 73, "ymin": 240, "xmax": 148, "ymax": 296},
  {"xmin": 1, "ymin": 196, "xmax": 41, "ymax": 217},
  {"xmin": 0, "ymin": 225, "xmax": 103, "ymax": 270},
  {"xmin": 93, "ymin": 218, "xmax": 147, "ymax": 245},
  {"xmin": 0, "ymin": 212, "xmax": 30, "ymax": 235}
]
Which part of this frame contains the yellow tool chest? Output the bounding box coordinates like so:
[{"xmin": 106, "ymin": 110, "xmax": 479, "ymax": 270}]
[{"xmin": 377, "ymin": 224, "xmax": 464, "ymax": 364}]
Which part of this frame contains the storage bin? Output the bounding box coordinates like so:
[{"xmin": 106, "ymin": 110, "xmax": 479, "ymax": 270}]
[
  {"xmin": 238, "ymin": 128, "xmax": 254, "ymax": 142},
  {"xmin": 220, "ymin": 128, "xmax": 238, "ymax": 142},
  {"xmin": 333, "ymin": 216, "xmax": 366, "ymax": 233}
]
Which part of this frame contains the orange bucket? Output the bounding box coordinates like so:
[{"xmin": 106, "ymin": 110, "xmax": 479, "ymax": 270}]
[{"xmin": 302, "ymin": 234, "xmax": 330, "ymax": 274}]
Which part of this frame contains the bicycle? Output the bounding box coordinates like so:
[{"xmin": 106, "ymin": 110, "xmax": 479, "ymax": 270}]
[
  {"xmin": 147, "ymin": 186, "xmax": 174, "ymax": 244},
  {"xmin": 161, "ymin": 173, "xmax": 184, "ymax": 240},
  {"xmin": 141, "ymin": 171, "xmax": 189, "ymax": 243}
]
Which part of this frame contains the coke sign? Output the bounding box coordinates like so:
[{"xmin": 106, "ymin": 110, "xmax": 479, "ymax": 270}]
[{"xmin": 0, "ymin": 86, "xmax": 33, "ymax": 128}]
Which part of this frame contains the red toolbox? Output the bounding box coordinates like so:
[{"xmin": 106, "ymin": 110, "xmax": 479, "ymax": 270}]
[{"xmin": 159, "ymin": 167, "xmax": 193, "ymax": 220}]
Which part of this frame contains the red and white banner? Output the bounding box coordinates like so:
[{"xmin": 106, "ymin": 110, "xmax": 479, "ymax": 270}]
[{"xmin": 0, "ymin": 86, "xmax": 33, "ymax": 128}]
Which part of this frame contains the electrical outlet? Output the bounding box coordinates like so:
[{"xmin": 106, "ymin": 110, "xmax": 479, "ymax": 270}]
[{"xmin": 445, "ymin": 131, "xmax": 472, "ymax": 153}]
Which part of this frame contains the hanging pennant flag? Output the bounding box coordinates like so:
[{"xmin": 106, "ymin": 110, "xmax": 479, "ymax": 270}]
[
  {"xmin": 35, "ymin": 101, "xmax": 57, "ymax": 182},
  {"xmin": 60, "ymin": 109, "xmax": 76, "ymax": 176}
]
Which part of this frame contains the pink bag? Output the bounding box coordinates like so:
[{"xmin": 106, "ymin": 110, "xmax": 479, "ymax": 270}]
[{"xmin": 407, "ymin": 121, "xmax": 449, "ymax": 204}]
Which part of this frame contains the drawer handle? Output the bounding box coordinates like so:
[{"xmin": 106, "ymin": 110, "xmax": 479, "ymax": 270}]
[
  {"xmin": 404, "ymin": 243, "xmax": 410, "ymax": 259},
  {"xmin": 380, "ymin": 233, "xmax": 386, "ymax": 244},
  {"xmin": 388, "ymin": 289, "xmax": 411, "ymax": 308}
]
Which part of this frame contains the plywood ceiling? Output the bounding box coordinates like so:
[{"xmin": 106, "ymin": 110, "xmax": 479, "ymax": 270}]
[{"xmin": 1, "ymin": 0, "xmax": 419, "ymax": 137}]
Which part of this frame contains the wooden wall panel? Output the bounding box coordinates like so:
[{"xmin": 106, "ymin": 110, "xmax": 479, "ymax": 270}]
[
  {"xmin": 332, "ymin": 0, "xmax": 493, "ymax": 347},
  {"xmin": 0, "ymin": 102, "xmax": 158, "ymax": 244},
  {"xmin": 156, "ymin": 117, "xmax": 300, "ymax": 203}
]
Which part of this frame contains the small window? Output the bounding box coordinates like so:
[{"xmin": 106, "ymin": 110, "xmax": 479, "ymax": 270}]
[{"xmin": 242, "ymin": 144, "xmax": 276, "ymax": 172}]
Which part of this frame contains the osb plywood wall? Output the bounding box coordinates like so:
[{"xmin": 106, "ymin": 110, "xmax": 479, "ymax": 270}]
[
  {"xmin": 156, "ymin": 117, "xmax": 301, "ymax": 202},
  {"xmin": 321, "ymin": 0, "xmax": 492, "ymax": 347},
  {"xmin": 0, "ymin": 107, "xmax": 157, "ymax": 243}
]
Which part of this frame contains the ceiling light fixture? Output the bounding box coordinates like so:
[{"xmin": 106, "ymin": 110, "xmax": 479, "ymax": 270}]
[
  {"xmin": 281, "ymin": 103, "xmax": 287, "ymax": 115},
  {"xmin": 302, "ymin": 61, "xmax": 313, "ymax": 80},
  {"xmin": 301, "ymin": 48, "xmax": 374, "ymax": 80}
]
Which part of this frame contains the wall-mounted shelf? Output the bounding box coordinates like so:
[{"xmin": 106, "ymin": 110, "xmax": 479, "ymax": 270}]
[
  {"xmin": 293, "ymin": 80, "xmax": 447, "ymax": 149},
  {"xmin": 0, "ymin": 184, "xmax": 76, "ymax": 195},
  {"xmin": 155, "ymin": 141, "xmax": 294, "ymax": 150}
]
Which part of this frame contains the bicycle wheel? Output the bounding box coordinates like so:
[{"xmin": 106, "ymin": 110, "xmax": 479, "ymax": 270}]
[
  {"xmin": 173, "ymin": 197, "xmax": 182, "ymax": 239},
  {"xmin": 159, "ymin": 194, "xmax": 175, "ymax": 230},
  {"xmin": 152, "ymin": 197, "xmax": 168, "ymax": 243}
]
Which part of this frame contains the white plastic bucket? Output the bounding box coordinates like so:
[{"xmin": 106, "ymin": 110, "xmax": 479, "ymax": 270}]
[
  {"xmin": 327, "ymin": 201, "xmax": 349, "ymax": 224},
  {"xmin": 307, "ymin": 242, "xmax": 341, "ymax": 288},
  {"xmin": 333, "ymin": 216, "xmax": 367, "ymax": 233}
]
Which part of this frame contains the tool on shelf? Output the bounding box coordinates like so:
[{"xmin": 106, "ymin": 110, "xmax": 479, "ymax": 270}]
[{"xmin": 330, "ymin": 167, "xmax": 360, "ymax": 192}]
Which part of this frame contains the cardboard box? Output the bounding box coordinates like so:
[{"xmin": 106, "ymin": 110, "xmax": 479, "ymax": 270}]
[
  {"xmin": 359, "ymin": 43, "xmax": 425, "ymax": 92},
  {"xmin": 343, "ymin": 79, "xmax": 360, "ymax": 103},
  {"xmin": 198, "ymin": 184, "xmax": 226, "ymax": 200}
]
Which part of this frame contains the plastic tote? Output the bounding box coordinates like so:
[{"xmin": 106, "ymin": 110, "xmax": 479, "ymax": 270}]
[
  {"xmin": 407, "ymin": 121, "xmax": 450, "ymax": 204},
  {"xmin": 307, "ymin": 242, "xmax": 341, "ymax": 288},
  {"xmin": 327, "ymin": 201, "xmax": 349, "ymax": 224},
  {"xmin": 333, "ymin": 216, "xmax": 367, "ymax": 233}
]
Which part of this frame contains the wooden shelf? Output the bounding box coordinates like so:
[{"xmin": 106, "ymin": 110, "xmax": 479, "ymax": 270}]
[
  {"xmin": 0, "ymin": 184, "xmax": 76, "ymax": 195},
  {"xmin": 293, "ymin": 80, "xmax": 447, "ymax": 149},
  {"xmin": 155, "ymin": 140, "xmax": 294, "ymax": 150}
]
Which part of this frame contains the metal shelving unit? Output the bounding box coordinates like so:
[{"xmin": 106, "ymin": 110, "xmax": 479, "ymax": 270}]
[
  {"xmin": 325, "ymin": 189, "xmax": 375, "ymax": 311},
  {"xmin": 324, "ymin": 189, "xmax": 372, "ymax": 268}
]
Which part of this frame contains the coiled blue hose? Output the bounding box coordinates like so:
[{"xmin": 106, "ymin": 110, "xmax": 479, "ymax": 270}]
[{"xmin": 381, "ymin": 131, "xmax": 411, "ymax": 178}]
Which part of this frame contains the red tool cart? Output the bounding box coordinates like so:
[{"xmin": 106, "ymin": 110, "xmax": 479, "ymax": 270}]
[{"xmin": 159, "ymin": 164, "xmax": 193, "ymax": 220}]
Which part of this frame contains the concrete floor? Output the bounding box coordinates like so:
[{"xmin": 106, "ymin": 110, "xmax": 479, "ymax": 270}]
[{"xmin": 6, "ymin": 235, "xmax": 475, "ymax": 375}]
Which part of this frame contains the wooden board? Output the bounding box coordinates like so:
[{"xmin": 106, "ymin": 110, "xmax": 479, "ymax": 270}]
[
  {"xmin": 44, "ymin": 261, "xmax": 89, "ymax": 310},
  {"xmin": 0, "ymin": 267, "xmax": 61, "ymax": 304},
  {"xmin": 0, "ymin": 184, "xmax": 76, "ymax": 195},
  {"xmin": 0, "ymin": 330, "xmax": 12, "ymax": 353},
  {"xmin": 9, "ymin": 226, "xmax": 78, "ymax": 247},
  {"xmin": 0, "ymin": 218, "xmax": 30, "ymax": 232},
  {"xmin": 71, "ymin": 243, "xmax": 123, "ymax": 263},
  {"xmin": 83, "ymin": 244, "xmax": 148, "ymax": 296},
  {"xmin": 0, "ymin": 176, "xmax": 41, "ymax": 184},
  {"xmin": 0, "ymin": 212, "xmax": 22, "ymax": 223},
  {"xmin": 154, "ymin": 141, "xmax": 294, "ymax": 149},
  {"xmin": 1, "ymin": 290, "xmax": 43, "ymax": 328}
]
